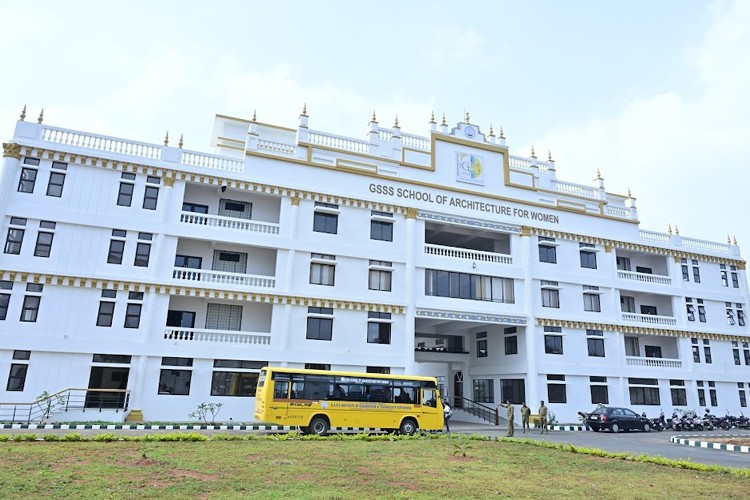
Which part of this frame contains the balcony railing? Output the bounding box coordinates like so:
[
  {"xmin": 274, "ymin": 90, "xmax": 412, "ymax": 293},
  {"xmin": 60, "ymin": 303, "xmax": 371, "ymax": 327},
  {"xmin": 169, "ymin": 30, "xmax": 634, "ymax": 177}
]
[
  {"xmin": 164, "ymin": 328, "xmax": 272, "ymax": 345},
  {"xmin": 621, "ymin": 313, "xmax": 677, "ymax": 326},
  {"xmin": 180, "ymin": 212, "xmax": 280, "ymax": 235},
  {"xmin": 617, "ymin": 270, "xmax": 671, "ymax": 285},
  {"xmin": 625, "ymin": 356, "xmax": 682, "ymax": 369},
  {"xmin": 424, "ymin": 243, "xmax": 512, "ymax": 265},
  {"xmin": 172, "ymin": 268, "xmax": 276, "ymax": 289}
]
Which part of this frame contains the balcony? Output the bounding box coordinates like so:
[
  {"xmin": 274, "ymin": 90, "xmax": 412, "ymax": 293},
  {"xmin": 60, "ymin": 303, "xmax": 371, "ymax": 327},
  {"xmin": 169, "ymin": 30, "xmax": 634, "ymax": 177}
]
[
  {"xmin": 617, "ymin": 270, "xmax": 671, "ymax": 286},
  {"xmin": 625, "ymin": 356, "xmax": 682, "ymax": 369},
  {"xmin": 172, "ymin": 268, "xmax": 276, "ymax": 289},
  {"xmin": 414, "ymin": 346, "xmax": 469, "ymax": 363},
  {"xmin": 622, "ymin": 313, "xmax": 677, "ymax": 327},
  {"xmin": 424, "ymin": 244, "xmax": 512, "ymax": 265},
  {"xmin": 164, "ymin": 327, "xmax": 271, "ymax": 345},
  {"xmin": 179, "ymin": 212, "xmax": 280, "ymax": 235}
]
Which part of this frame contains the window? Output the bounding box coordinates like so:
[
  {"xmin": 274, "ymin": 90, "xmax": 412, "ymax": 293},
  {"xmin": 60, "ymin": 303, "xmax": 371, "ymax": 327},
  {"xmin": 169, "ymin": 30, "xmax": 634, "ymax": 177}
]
[
  {"xmin": 579, "ymin": 243, "xmax": 597, "ymax": 269},
  {"xmin": 628, "ymin": 378, "xmax": 660, "ymax": 405},
  {"xmin": 738, "ymin": 306, "xmax": 746, "ymax": 327},
  {"xmin": 212, "ymin": 250, "xmax": 247, "ymax": 274},
  {"xmin": 124, "ymin": 292, "xmax": 143, "ymax": 328},
  {"xmin": 620, "ymin": 295, "xmax": 635, "ymax": 313},
  {"xmin": 18, "ymin": 167, "xmax": 38, "ymax": 193},
  {"xmin": 6, "ymin": 364, "xmax": 28, "ymax": 391},
  {"xmin": 639, "ymin": 305, "xmax": 657, "ymax": 315},
  {"xmin": 732, "ymin": 341, "xmax": 741, "ymax": 365},
  {"xmin": 313, "ymin": 202, "xmax": 338, "ymax": 234},
  {"xmin": 34, "ymin": 221, "xmax": 55, "ymax": 257},
  {"xmin": 107, "ymin": 229, "xmax": 127, "ymax": 264},
  {"xmin": 644, "ymin": 345, "xmax": 662, "ymax": 358},
  {"xmin": 504, "ymin": 327, "xmax": 518, "ymax": 355},
  {"xmin": 616, "ymin": 257, "xmax": 631, "ymax": 271},
  {"xmin": 697, "ymin": 381, "xmax": 706, "ymax": 407},
  {"xmin": 731, "ymin": 265, "xmax": 739, "ymax": 288},
  {"xmin": 210, "ymin": 360, "xmax": 265, "ymax": 397},
  {"xmin": 306, "ymin": 306, "xmax": 333, "ymax": 341},
  {"xmin": 142, "ymin": 186, "xmax": 159, "ymax": 210},
  {"xmin": 682, "ymin": 258, "xmax": 690, "ymax": 282},
  {"xmin": 4, "ymin": 217, "xmax": 27, "ymax": 255},
  {"xmin": 541, "ymin": 281, "xmax": 559, "ymax": 308},
  {"xmin": 370, "ymin": 211, "xmax": 393, "ymax": 241},
  {"xmin": 367, "ymin": 312, "xmax": 391, "ymax": 344},
  {"xmin": 590, "ymin": 376, "xmax": 608, "ymax": 404},
  {"xmin": 708, "ymin": 381, "xmax": 718, "ymax": 407},
  {"xmin": 473, "ymin": 379, "xmax": 494, "ymax": 403},
  {"xmin": 703, "ymin": 339, "xmax": 712, "ymax": 364},
  {"xmin": 586, "ymin": 329, "xmax": 605, "ymax": 357},
  {"xmin": 476, "ymin": 331, "xmax": 487, "ymax": 358},
  {"xmin": 20, "ymin": 283, "xmax": 43, "ymax": 322},
  {"xmin": 544, "ymin": 328, "xmax": 563, "ymax": 355},
  {"xmin": 205, "ymin": 303, "xmax": 242, "ymax": 331},
  {"xmin": 691, "ymin": 260, "xmax": 700, "ymax": 283},
  {"xmin": 720, "ymin": 264, "xmax": 728, "ymax": 287},
  {"xmin": 182, "ymin": 202, "xmax": 209, "ymax": 214},
  {"xmin": 134, "ymin": 233, "xmax": 152, "ymax": 267},
  {"xmin": 310, "ymin": 253, "xmax": 336, "ymax": 286},
  {"xmin": 166, "ymin": 310, "xmax": 196, "ymax": 328},
  {"xmin": 45, "ymin": 171, "xmax": 66, "ymax": 198},
  {"xmin": 686, "ymin": 298, "xmax": 695, "ymax": 321},
  {"xmin": 368, "ymin": 260, "xmax": 392, "ymax": 291},
  {"xmin": 304, "ymin": 363, "xmax": 330, "ymax": 371},
  {"xmin": 219, "ymin": 198, "xmax": 252, "ymax": 220},
  {"xmin": 538, "ymin": 237, "xmax": 557, "ymax": 264},
  {"xmin": 158, "ymin": 357, "xmax": 193, "ymax": 395},
  {"xmin": 744, "ymin": 342, "xmax": 750, "ymax": 366},
  {"xmin": 175, "ymin": 255, "xmax": 202, "ymax": 269},
  {"xmin": 501, "ymin": 378, "xmax": 526, "ymax": 404},
  {"xmin": 96, "ymin": 289, "xmax": 117, "ymax": 327},
  {"xmin": 670, "ymin": 380, "xmax": 687, "ymax": 406},
  {"xmin": 727, "ymin": 302, "xmax": 736, "ymax": 325},
  {"xmin": 691, "ymin": 338, "xmax": 701, "ymax": 363},
  {"xmin": 740, "ymin": 384, "xmax": 747, "ymax": 408},
  {"xmin": 92, "ymin": 354, "xmax": 132, "ymax": 363},
  {"xmin": 367, "ymin": 366, "xmax": 391, "ymax": 374},
  {"xmin": 583, "ymin": 286, "xmax": 601, "ymax": 312},
  {"xmin": 117, "ymin": 173, "xmax": 136, "ymax": 206},
  {"xmin": 624, "ymin": 336, "xmax": 639, "ymax": 356},
  {"xmin": 425, "ymin": 269, "xmax": 515, "ymax": 303},
  {"xmin": 697, "ymin": 299, "xmax": 706, "ymax": 322},
  {"xmin": 0, "ymin": 280, "xmax": 12, "ymax": 320},
  {"xmin": 635, "ymin": 266, "xmax": 652, "ymax": 274},
  {"xmin": 547, "ymin": 375, "xmax": 566, "ymax": 403}
]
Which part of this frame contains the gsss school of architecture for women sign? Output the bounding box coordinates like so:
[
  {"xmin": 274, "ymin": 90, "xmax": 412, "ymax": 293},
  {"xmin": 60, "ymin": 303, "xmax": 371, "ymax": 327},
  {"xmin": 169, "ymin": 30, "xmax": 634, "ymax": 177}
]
[{"xmin": 368, "ymin": 183, "xmax": 561, "ymax": 225}]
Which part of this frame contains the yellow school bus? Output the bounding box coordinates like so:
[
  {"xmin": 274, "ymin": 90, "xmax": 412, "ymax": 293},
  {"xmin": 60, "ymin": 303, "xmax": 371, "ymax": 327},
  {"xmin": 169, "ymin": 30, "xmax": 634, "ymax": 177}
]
[{"xmin": 254, "ymin": 367, "xmax": 445, "ymax": 435}]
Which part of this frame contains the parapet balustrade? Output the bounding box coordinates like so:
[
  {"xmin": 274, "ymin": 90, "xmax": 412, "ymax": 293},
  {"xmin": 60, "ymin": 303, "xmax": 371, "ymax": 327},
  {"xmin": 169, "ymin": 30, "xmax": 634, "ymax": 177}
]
[
  {"xmin": 424, "ymin": 243, "xmax": 513, "ymax": 265},
  {"xmin": 621, "ymin": 312, "xmax": 677, "ymax": 326},
  {"xmin": 179, "ymin": 212, "xmax": 280, "ymax": 235},
  {"xmin": 625, "ymin": 356, "xmax": 682, "ymax": 368},
  {"xmin": 42, "ymin": 126, "xmax": 162, "ymax": 160},
  {"xmin": 637, "ymin": 230, "xmax": 737, "ymax": 256},
  {"xmin": 257, "ymin": 139, "xmax": 297, "ymax": 157},
  {"xmin": 617, "ymin": 270, "xmax": 671, "ymax": 285},
  {"xmin": 172, "ymin": 268, "xmax": 275, "ymax": 289},
  {"xmin": 163, "ymin": 327, "xmax": 272, "ymax": 345},
  {"xmin": 180, "ymin": 150, "xmax": 243, "ymax": 172},
  {"xmin": 307, "ymin": 130, "xmax": 369, "ymax": 154}
]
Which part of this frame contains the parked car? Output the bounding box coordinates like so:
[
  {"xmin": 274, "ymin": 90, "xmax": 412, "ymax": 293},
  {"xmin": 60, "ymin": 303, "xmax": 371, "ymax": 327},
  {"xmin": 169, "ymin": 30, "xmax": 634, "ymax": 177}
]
[{"xmin": 585, "ymin": 406, "xmax": 652, "ymax": 433}]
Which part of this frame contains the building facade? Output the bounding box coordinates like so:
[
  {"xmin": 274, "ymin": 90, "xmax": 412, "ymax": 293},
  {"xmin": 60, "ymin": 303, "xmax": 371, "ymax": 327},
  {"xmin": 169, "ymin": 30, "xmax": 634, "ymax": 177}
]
[{"xmin": 1, "ymin": 108, "xmax": 748, "ymax": 423}]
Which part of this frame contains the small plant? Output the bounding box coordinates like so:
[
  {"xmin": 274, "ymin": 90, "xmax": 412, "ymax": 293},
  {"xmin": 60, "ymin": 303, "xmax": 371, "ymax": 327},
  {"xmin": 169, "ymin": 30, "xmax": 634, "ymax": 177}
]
[
  {"xmin": 452, "ymin": 442, "xmax": 473, "ymax": 457},
  {"xmin": 188, "ymin": 402, "xmax": 223, "ymax": 425}
]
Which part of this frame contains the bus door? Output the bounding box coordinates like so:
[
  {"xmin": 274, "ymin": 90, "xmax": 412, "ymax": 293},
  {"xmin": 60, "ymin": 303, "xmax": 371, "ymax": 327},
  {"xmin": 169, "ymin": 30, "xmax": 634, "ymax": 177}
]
[
  {"xmin": 421, "ymin": 387, "xmax": 441, "ymax": 428},
  {"xmin": 270, "ymin": 373, "xmax": 291, "ymax": 423}
]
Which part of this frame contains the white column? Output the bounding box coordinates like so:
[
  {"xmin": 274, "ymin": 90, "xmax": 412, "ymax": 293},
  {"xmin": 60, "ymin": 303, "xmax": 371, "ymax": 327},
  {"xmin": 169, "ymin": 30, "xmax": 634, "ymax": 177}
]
[
  {"xmin": 521, "ymin": 228, "xmax": 537, "ymax": 404},
  {"xmin": 0, "ymin": 143, "xmax": 22, "ymax": 215},
  {"xmin": 278, "ymin": 196, "xmax": 300, "ymax": 351},
  {"xmin": 403, "ymin": 208, "xmax": 418, "ymax": 373}
]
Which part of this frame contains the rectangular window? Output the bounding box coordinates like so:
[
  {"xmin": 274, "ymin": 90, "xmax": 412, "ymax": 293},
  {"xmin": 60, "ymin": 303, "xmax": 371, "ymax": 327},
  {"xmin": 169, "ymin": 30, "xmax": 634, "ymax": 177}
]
[
  {"xmin": 682, "ymin": 258, "xmax": 690, "ymax": 282},
  {"xmin": 175, "ymin": 255, "xmax": 202, "ymax": 269},
  {"xmin": 117, "ymin": 178, "xmax": 135, "ymax": 207},
  {"xmin": 538, "ymin": 237, "xmax": 557, "ymax": 264},
  {"xmin": 142, "ymin": 186, "xmax": 159, "ymax": 210},
  {"xmin": 313, "ymin": 202, "xmax": 339, "ymax": 234},
  {"xmin": 547, "ymin": 375, "xmax": 567, "ymax": 403},
  {"xmin": 45, "ymin": 171, "xmax": 66, "ymax": 198},
  {"xmin": 587, "ymin": 338, "xmax": 605, "ymax": 357},
  {"xmin": 368, "ymin": 260, "xmax": 392, "ymax": 292},
  {"xmin": 583, "ymin": 288, "xmax": 601, "ymax": 312},
  {"xmin": 20, "ymin": 295, "xmax": 41, "ymax": 322},
  {"xmin": 620, "ymin": 295, "xmax": 636, "ymax": 313},
  {"xmin": 473, "ymin": 379, "xmax": 494, "ymax": 404},
  {"xmin": 740, "ymin": 391, "xmax": 747, "ymax": 408},
  {"xmin": 590, "ymin": 380, "xmax": 609, "ymax": 405},
  {"xmin": 624, "ymin": 336, "xmax": 640, "ymax": 356},
  {"xmin": 731, "ymin": 266, "xmax": 739, "ymax": 288},
  {"xmin": 310, "ymin": 253, "xmax": 336, "ymax": 286},
  {"xmin": 367, "ymin": 366, "xmax": 391, "ymax": 374},
  {"xmin": 107, "ymin": 229, "xmax": 126, "ymax": 264},
  {"xmin": 370, "ymin": 211, "xmax": 393, "ymax": 241},
  {"xmin": 639, "ymin": 305, "xmax": 657, "ymax": 315},
  {"xmin": 616, "ymin": 257, "xmax": 631, "ymax": 271},
  {"xmin": 4, "ymin": 227, "xmax": 25, "ymax": 255},
  {"xmin": 476, "ymin": 332, "xmax": 488, "ymax": 358},
  {"xmin": 367, "ymin": 312, "xmax": 392, "ymax": 344},
  {"xmin": 205, "ymin": 303, "xmax": 242, "ymax": 331},
  {"xmin": 182, "ymin": 202, "xmax": 209, "ymax": 214},
  {"xmin": 670, "ymin": 379, "xmax": 687, "ymax": 406},
  {"xmin": 134, "ymin": 242, "xmax": 151, "ymax": 267},
  {"xmin": 166, "ymin": 310, "xmax": 196, "ymax": 328},
  {"xmin": 579, "ymin": 243, "xmax": 597, "ymax": 269},
  {"xmin": 34, "ymin": 230, "xmax": 54, "ymax": 258},
  {"xmin": 0, "ymin": 280, "xmax": 11, "ymax": 320},
  {"xmin": 96, "ymin": 293, "xmax": 116, "ymax": 327},
  {"xmin": 686, "ymin": 298, "xmax": 695, "ymax": 321},
  {"xmin": 158, "ymin": 369, "xmax": 192, "ymax": 395},
  {"xmin": 644, "ymin": 345, "xmax": 662, "ymax": 358},
  {"xmin": 210, "ymin": 371, "xmax": 259, "ymax": 397},
  {"xmin": 219, "ymin": 198, "xmax": 252, "ymax": 220},
  {"xmin": 544, "ymin": 335, "xmax": 563, "ymax": 355},
  {"xmin": 628, "ymin": 378, "xmax": 660, "ymax": 405},
  {"xmin": 124, "ymin": 303, "xmax": 142, "ymax": 329},
  {"xmin": 732, "ymin": 341, "xmax": 741, "ymax": 365},
  {"xmin": 703, "ymin": 339, "xmax": 712, "ymax": 364},
  {"xmin": 720, "ymin": 264, "xmax": 728, "ymax": 287},
  {"xmin": 306, "ymin": 306, "xmax": 333, "ymax": 341},
  {"xmin": 504, "ymin": 334, "xmax": 518, "ymax": 355},
  {"xmin": 425, "ymin": 269, "xmax": 515, "ymax": 303},
  {"xmin": 18, "ymin": 167, "xmax": 38, "ymax": 193},
  {"xmin": 541, "ymin": 288, "xmax": 559, "ymax": 308},
  {"xmin": 6, "ymin": 364, "xmax": 28, "ymax": 391}
]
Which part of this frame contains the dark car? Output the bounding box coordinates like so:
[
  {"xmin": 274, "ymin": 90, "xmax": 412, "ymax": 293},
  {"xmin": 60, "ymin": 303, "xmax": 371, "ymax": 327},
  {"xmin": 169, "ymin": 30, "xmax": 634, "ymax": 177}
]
[{"xmin": 585, "ymin": 406, "xmax": 652, "ymax": 433}]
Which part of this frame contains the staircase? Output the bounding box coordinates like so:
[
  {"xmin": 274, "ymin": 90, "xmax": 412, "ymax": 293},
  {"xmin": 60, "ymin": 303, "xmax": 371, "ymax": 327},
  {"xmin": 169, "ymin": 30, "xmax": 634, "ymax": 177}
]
[
  {"xmin": 455, "ymin": 397, "xmax": 499, "ymax": 425},
  {"xmin": 0, "ymin": 388, "xmax": 130, "ymax": 424}
]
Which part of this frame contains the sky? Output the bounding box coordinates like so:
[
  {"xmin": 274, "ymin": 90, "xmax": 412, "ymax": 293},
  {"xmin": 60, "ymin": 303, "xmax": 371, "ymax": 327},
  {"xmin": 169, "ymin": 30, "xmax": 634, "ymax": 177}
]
[{"xmin": 1, "ymin": 0, "xmax": 748, "ymax": 256}]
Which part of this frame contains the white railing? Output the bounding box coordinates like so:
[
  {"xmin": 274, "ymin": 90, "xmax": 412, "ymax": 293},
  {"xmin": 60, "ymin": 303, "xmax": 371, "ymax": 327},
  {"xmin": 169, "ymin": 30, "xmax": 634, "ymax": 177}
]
[
  {"xmin": 172, "ymin": 268, "xmax": 275, "ymax": 288},
  {"xmin": 508, "ymin": 155, "xmax": 553, "ymax": 173},
  {"xmin": 164, "ymin": 328, "xmax": 271, "ymax": 345},
  {"xmin": 401, "ymin": 132, "xmax": 430, "ymax": 150},
  {"xmin": 42, "ymin": 126, "xmax": 162, "ymax": 160},
  {"xmin": 424, "ymin": 243, "xmax": 513, "ymax": 264},
  {"xmin": 308, "ymin": 130, "xmax": 369, "ymax": 154},
  {"xmin": 639, "ymin": 230, "xmax": 670, "ymax": 244},
  {"xmin": 181, "ymin": 151, "xmax": 244, "ymax": 172},
  {"xmin": 378, "ymin": 129, "xmax": 394, "ymax": 141},
  {"xmin": 179, "ymin": 212, "xmax": 280, "ymax": 234},
  {"xmin": 625, "ymin": 356, "xmax": 682, "ymax": 369},
  {"xmin": 681, "ymin": 236, "xmax": 732, "ymax": 254},
  {"xmin": 257, "ymin": 139, "xmax": 296, "ymax": 157},
  {"xmin": 617, "ymin": 270, "xmax": 671, "ymax": 285},
  {"xmin": 553, "ymin": 180, "xmax": 602, "ymax": 200},
  {"xmin": 606, "ymin": 206, "xmax": 634, "ymax": 219},
  {"xmin": 622, "ymin": 313, "xmax": 677, "ymax": 326}
]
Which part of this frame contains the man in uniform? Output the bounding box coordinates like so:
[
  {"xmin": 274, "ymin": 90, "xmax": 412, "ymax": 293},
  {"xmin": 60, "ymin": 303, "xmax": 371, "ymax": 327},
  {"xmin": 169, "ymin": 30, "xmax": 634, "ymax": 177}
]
[
  {"xmin": 520, "ymin": 402, "xmax": 531, "ymax": 433},
  {"xmin": 538, "ymin": 400, "xmax": 549, "ymax": 434},
  {"xmin": 498, "ymin": 400, "xmax": 515, "ymax": 437}
]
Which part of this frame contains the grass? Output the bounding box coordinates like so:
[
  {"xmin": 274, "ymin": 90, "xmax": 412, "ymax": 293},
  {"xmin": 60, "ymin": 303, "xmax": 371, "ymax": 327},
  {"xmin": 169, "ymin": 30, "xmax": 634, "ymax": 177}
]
[{"xmin": 0, "ymin": 435, "xmax": 747, "ymax": 498}]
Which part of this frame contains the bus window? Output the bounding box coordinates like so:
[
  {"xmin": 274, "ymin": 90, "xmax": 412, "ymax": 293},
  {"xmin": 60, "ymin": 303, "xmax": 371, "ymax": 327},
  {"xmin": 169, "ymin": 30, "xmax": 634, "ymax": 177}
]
[
  {"xmin": 291, "ymin": 380, "xmax": 305, "ymax": 399},
  {"xmin": 423, "ymin": 388, "xmax": 437, "ymax": 407},
  {"xmin": 273, "ymin": 381, "xmax": 289, "ymax": 399}
]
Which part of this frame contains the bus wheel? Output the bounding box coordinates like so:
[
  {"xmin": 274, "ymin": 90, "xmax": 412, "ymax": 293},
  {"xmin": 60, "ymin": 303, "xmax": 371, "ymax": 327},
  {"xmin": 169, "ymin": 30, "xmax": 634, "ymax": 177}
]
[
  {"xmin": 309, "ymin": 416, "xmax": 329, "ymax": 436},
  {"xmin": 399, "ymin": 418, "xmax": 418, "ymax": 435}
]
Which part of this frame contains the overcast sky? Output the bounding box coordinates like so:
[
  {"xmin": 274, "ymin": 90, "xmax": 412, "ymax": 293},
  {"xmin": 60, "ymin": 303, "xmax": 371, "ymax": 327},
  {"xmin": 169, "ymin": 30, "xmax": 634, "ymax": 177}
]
[{"xmin": 2, "ymin": 0, "xmax": 748, "ymax": 255}]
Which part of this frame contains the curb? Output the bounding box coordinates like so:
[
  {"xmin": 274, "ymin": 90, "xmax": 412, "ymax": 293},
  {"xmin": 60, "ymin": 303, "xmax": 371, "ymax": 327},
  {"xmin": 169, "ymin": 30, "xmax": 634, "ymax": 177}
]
[
  {"xmin": 670, "ymin": 434, "xmax": 750, "ymax": 453},
  {"xmin": 0, "ymin": 423, "xmax": 379, "ymax": 432}
]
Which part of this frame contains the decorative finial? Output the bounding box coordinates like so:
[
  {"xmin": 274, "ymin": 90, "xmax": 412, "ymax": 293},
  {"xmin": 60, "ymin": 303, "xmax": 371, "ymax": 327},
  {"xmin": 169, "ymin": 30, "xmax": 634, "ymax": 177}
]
[
  {"xmin": 301, "ymin": 102, "xmax": 308, "ymax": 116},
  {"xmin": 596, "ymin": 168, "xmax": 602, "ymax": 180},
  {"xmin": 251, "ymin": 110, "xmax": 256, "ymax": 122},
  {"xmin": 675, "ymin": 225, "xmax": 680, "ymax": 235},
  {"xmin": 530, "ymin": 145, "xmax": 536, "ymax": 159},
  {"xmin": 393, "ymin": 115, "xmax": 399, "ymax": 128},
  {"xmin": 499, "ymin": 126, "xmax": 505, "ymax": 139},
  {"xmin": 372, "ymin": 110, "xmax": 377, "ymax": 122},
  {"xmin": 627, "ymin": 188, "xmax": 632, "ymax": 199},
  {"xmin": 163, "ymin": 131, "xmax": 169, "ymax": 146},
  {"xmin": 548, "ymin": 150, "xmax": 553, "ymax": 162},
  {"xmin": 728, "ymin": 235, "xmax": 732, "ymax": 244},
  {"xmin": 465, "ymin": 111, "xmax": 470, "ymax": 122},
  {"xmin": 429, "ymin": 111, "xmax": 435, "ymax": 124},
  {"xmin": 178, "ymin": 133, "xmax": 184, "ymax": 149},
  {"xmin": 20, "ymin": 105, "xmax": 26, "ymax": 121},
  {"xmin": 488, "ymin": 124, "xmax": 494, "ymax": 136},
  {"xmin": 37, "ymin": 108, "xmax": 44, "ymax": 124},
  {"xmin": 668, "ymin": 224, "xmax": 672, "ymax": 235},
  {"xmin": 441, "ymin": 113, "xmax": 447, "ymax": 126},
  {"xmin": 733, "ymin": 235, "xmax": 737, "ymax": 245}
]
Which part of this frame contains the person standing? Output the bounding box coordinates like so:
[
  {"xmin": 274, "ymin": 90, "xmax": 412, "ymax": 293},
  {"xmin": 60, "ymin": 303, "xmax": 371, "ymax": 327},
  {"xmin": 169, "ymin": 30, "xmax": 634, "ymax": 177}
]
[
  {"xmin": 443, "ymin": 400, "xmax": 452, "ymax": 433},
  {"xmin": 498, "ymin": 400, "xmax": 515, "ymax": 437},
  {"xmin": 538, "ymin": 400, "xmax": 549, "ymax": 434},
  {"xmin": 520, "ymin": 403, "xmax": 531, "ymax": 433}
]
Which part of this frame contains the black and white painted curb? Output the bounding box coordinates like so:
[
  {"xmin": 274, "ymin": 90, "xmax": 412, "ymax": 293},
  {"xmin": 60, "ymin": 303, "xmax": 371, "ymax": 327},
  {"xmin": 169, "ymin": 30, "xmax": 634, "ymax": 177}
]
[
  {"xmin": 670, "ymin": 434, "xmax": 749, "ymax": 453},
  {"xmin": 0, "ymin": 423, "xmax": 380, "ymax": 432}
]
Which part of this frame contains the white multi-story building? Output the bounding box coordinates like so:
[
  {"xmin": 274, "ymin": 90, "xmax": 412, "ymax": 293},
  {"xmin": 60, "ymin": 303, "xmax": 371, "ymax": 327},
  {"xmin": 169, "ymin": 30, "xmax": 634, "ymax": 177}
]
[{"xmin": 1, "ymin": 107, "xmax": 748, "ymax": 423}]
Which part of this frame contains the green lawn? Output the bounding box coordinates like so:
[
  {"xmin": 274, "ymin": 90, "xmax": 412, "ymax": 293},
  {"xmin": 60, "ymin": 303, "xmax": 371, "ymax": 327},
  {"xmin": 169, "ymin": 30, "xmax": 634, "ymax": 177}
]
[{"xmin": 0, "ymin": 437, "xmax": 747, "ymax": 498}]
